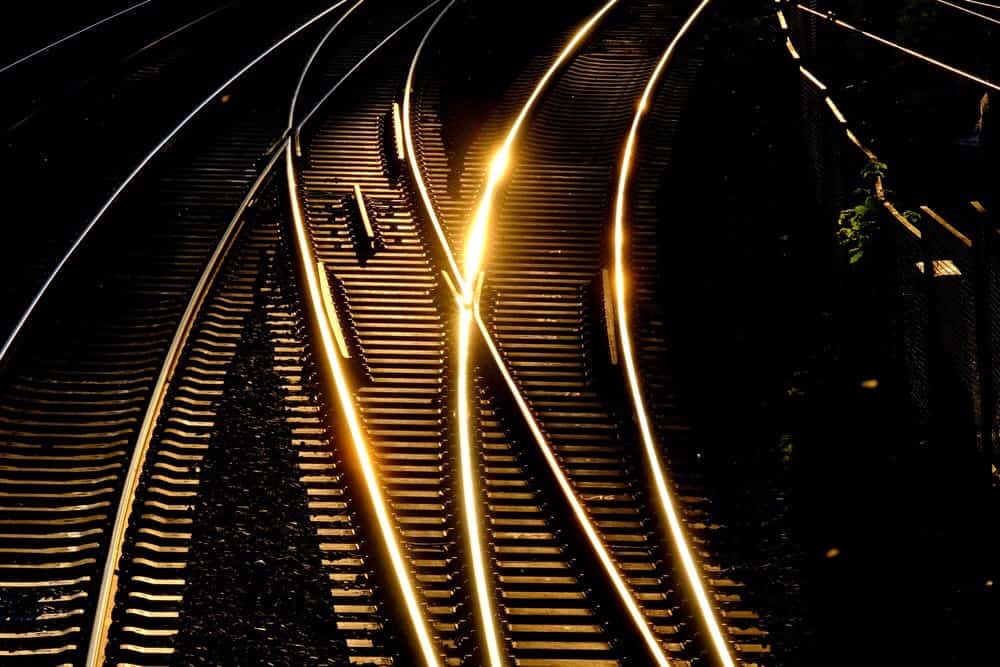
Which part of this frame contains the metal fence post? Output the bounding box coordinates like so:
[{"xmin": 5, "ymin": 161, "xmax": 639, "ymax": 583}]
[
  {"xmin": 919, "ymin": 213, "xmax": 941, "ymax": 442},
  {"xmin": 971, "ymin": 201, "xmax": 995, "ymax": 468}
]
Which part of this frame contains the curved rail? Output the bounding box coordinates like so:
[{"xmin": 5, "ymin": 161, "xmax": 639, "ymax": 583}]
[
  {"xmin": 0, "ymin": 0, "xmax": 154, "ymax": 74},
  {"xmin": 84, "ymin": 139, "xmax": 289, "ymax": 667},
  {"xmin": 84, "ymin": 2, "xmax": 370, "ymax": 661},
  {"xmin": 91, "ymin": 5, "xmax": 443, "ymax": 659},
  {"xmin": 287, "ymin": 0, "xmax": 368, "ymax": 133},
  {"xmin": 401, "ymin": 4, "xmax": 463, "ymax": 282},
  {"xmin": 282, "ymin": 3, "xmax": 448, "ymax": 664},
  {"xmin": 285, "ymin": 145, "xmax": 443, "ymax": 667},
  {"xmin": 0, "ymin": 0, "xmax": 354, "ymax": 367},
  {"xmin": 403, "ymin": 3, "xmax": 505, "ymax": 666},
  {"xmin": 292, "ymin": 0, "xmax": 444, "ymax": 146},
  {"xmin": 403, "ymin": 2, "xmax": 686, "ymax": 665},
  {"xmin": 5, "ymin": 4, "xmax": 236, "ymax": 135},
  {"xmin": 610, "ymin": 1, "xmax": 735, "ymax": 665}
]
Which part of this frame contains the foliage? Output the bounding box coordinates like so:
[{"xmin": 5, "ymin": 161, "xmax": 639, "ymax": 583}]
[
  {"xmin": 836, "ymin": 160, "xmax": 922, "ymax": 265},
  {"xmin": 836, "ymin": 161, "xmax": 886, "ymax": 265}
]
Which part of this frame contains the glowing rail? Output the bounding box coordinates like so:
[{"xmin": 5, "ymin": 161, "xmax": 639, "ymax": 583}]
[
  {"xmin": 280, "ymin": 3, "xmax": 457, "ymax": 664},
  {"xmin": 288, "ymin": 0, "xmax": 368, "ymax": 132},
  {"xmin": 285, "ymin": 144, "xmax": 442, "ymax": 667},
  {"xmin": 799, "ymin": 65, "xmax": 828, "ymax": 91},
  {"xmin": 0, "ymin": 0, "xmax": 354, "ymax": 368},
  {"xmin": 401, "ymin": 0, "xmax": 464, "ymax": 283},
  {"xmin": 796, "ymin": 3, "xmax": 1000, "ymax": 92},
  {"xmin": 962, "ymin": 0, "xmax": 1000, "ymax": 10},
  {"xmin": 294, "ymin": 0, "xmax": 445, "ymax": 144},
  {"xmin": 89, "ymin": 3, "xmax": 434, "ymax": 662},
  {"xmin": 611, "ymin": 1, "xmax": 737, "ymax": 664},
  {"xmin": 85, "ymin": 137, "xmax": 288, "ymax": 667},
  {"xmin": 921, "ymin": 205, "xmax": 972, "ymax": 247},
  {"xmin": 774, "ymin": 0, "xmax": 922, "ymax": 239},
  {"xmin": 456, "ymin": 279, "xmax": 504, "ymax": 667},
  {"xmin": 404, "ymin": 0, "xmax": 678, "ymax": 664},
  {"xmin": 937, "ymin": 0, "xmax": 1000, "ymax": 23},
  {"xmin": 0, "ymin": 0, "xmax": 154, "ymax": 74},
  {"xmin": 404, "ymin": 3, "xmax": 504, "ymax": 664}
]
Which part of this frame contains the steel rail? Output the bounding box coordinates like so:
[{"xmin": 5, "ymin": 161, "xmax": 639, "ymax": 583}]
[
  {"xmin": 292, "ymin": 0, "xmax": 444, "ymax": 145},
  {"xmin": 0, "ymin": 0, "xmax": 155, "ymax": 74},
  {"xmin": 774, "ymin": 0, "xmax": 923, "ymax": 239},
  {"xmin": 961, "ymin": 0, "xmax": 1000, "ymax": 10},
  {"xmin": 84, "ymin": 136, "xmax": 288, "ymax": 667},
  {"xmin": 286, "ymin": 145, "xmax": 444, "ymax": 667},
  {"xmin": 288, "ymin": 2, "xmax": 518, "ymax": 662},
  {"xmin": 120, "ymin": 3, "xmax": 233, "ymax": 61},
  {"xmin": 937, "ymin": 0, "xmax": 1000, "ymax": 25},
  {"xmin": 282, "ymin": 2, "xmax": 448, "ymax": 664},
  {"xmin": 0, "ymin": 0, "xmax": 354, "ymax": 368},
  {"xmin": 404, "ymin": 2, "xmax": 507, "ymax": 665},
  {"xmin": 796, "ymin": 3, "xmax": 1000, "ymax": 92},
  {"xmin": 403, "ymin": 1, "xmax": 679, "ymax": 664},
  {"xmin": 92, "ymin": 6, "xmax": 443, "ymax": 660},
  {"xmin": 5, "ymin": 3, "xmax": 236, "ymax": 134},
  {"xmin": 400, "ymin": 3, "xmax": 507, "ymax": 665},
  {"xmin": 783, "ymin": 7, "xmax": 984, "ymax": 247},
  {"xmin": 921, "ymin": 205, "xmax": 973, "ymax": 247},
  {"xmin": 401, "ymin": 0, "xmax": 464, "ymax": 282},
  {"xmin": 288, "ymin": 0, "xmax": 368, "ymax": 133},
  {"xmin": 81, "ymin": 3, "xmax": 362, "ymax": 662},
  {"xmin": 611, "ymin": 2, "xmax": 736, "ymax": 665}
]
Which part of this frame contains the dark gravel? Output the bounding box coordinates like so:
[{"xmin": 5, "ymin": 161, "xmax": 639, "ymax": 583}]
[{"xmin": 172, "ymin": 258, "xmax": 348, "ymax": 666}]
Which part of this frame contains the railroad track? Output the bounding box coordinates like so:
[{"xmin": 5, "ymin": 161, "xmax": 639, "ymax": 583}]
[
  {"xmin": 403, "ymin": 0, "xmax": 770, "ymax": 663},
  {"xmin": 0, "ymin": 1, "xmax": 378, "ymax": 662},
  {"xmin": 0, "ymin": 0, "xmax": 224, "ymax": 128},
  {"xmin": 94, "ymin": 169, "xmax": 391, "ymax": 666},
  {"xmin": 0, "ymin": 0, "xmax": 338, "ymax": 340},
  {"xmin": 287, "ymin": 1, "xmax": 654, "ymax": 664},
  {"xmin": 0, "ymin": 116, "xmax": 276, "ymax": 663},
  {"xmin": 88, "ymin": 5, "xmax": 459, "ymax": 663},
  {"xmin": 1, "ymin": 0, "xmax": 774, "ymax": 664}
]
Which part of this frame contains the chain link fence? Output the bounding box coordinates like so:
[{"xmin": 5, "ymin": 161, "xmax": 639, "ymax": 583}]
[{"xmin": 792, "ymin": 4, "xmax": 996, "ymax": 469}]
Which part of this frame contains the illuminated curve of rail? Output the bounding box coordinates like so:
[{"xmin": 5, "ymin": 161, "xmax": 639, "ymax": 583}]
[
  {"xmin": 611, "ymin": 1, "xmax": 736, "ymax": 665},
  {"xmin": 0, "ymin": 0, "xmax": 355, "ymax": 367},
  {"xmin": 85, "ymin": 2, "xmax": 435, "ymax": 663},
  {"xmin": 400, "ymin": 0, "xmax": 732, "ymax": 664},
  {"xmin": 0, "ymin": 0, "xmax": 154, "ymax": 74},
  {"xmin": 84, "ymin": 137, "xmax": 289, "ymax": 667},
  {"xmin": 959, "ymin": 0, "xmax": 1000, "ymax": 11},
  {"xmin": 284, "ymin": 1, "xmax": 449, "ymax": 664}
]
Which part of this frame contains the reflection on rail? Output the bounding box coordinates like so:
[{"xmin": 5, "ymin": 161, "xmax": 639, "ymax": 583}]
[
  {"xmin": 403, "ymin": 0, "xmax": 693, "ymax": 664},
  {"xmin": 0, "ymin": 0, "xmax": 154, "ymax": 74},
  {"xmin": 937, "ymin": 0, "xmax": 1000, "ymax": 25},
  {"xmin": 612, "ymin": 1, "xmax": 736, "ymax": 665},
  {"xmin": 282, "ymin": 1, "xmax": 453, "ymax": 664},
  {"xmin": 85, "ymin": 139, "xmax": 288, "ymax": 667},
  {"xmin": 795, "ymin": 3, "xmax": 1000, "ymax": 92},
  {"xmin": 285, "ymin": 143, "xmax": 442, "ymax": 667},
  {"xmin": 0, "ymin": 0, "xmax": 355, "ymax": 367},
  {"xmin": 774, "ymin": 0, "xmax": 924, "ymax": 239}
]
